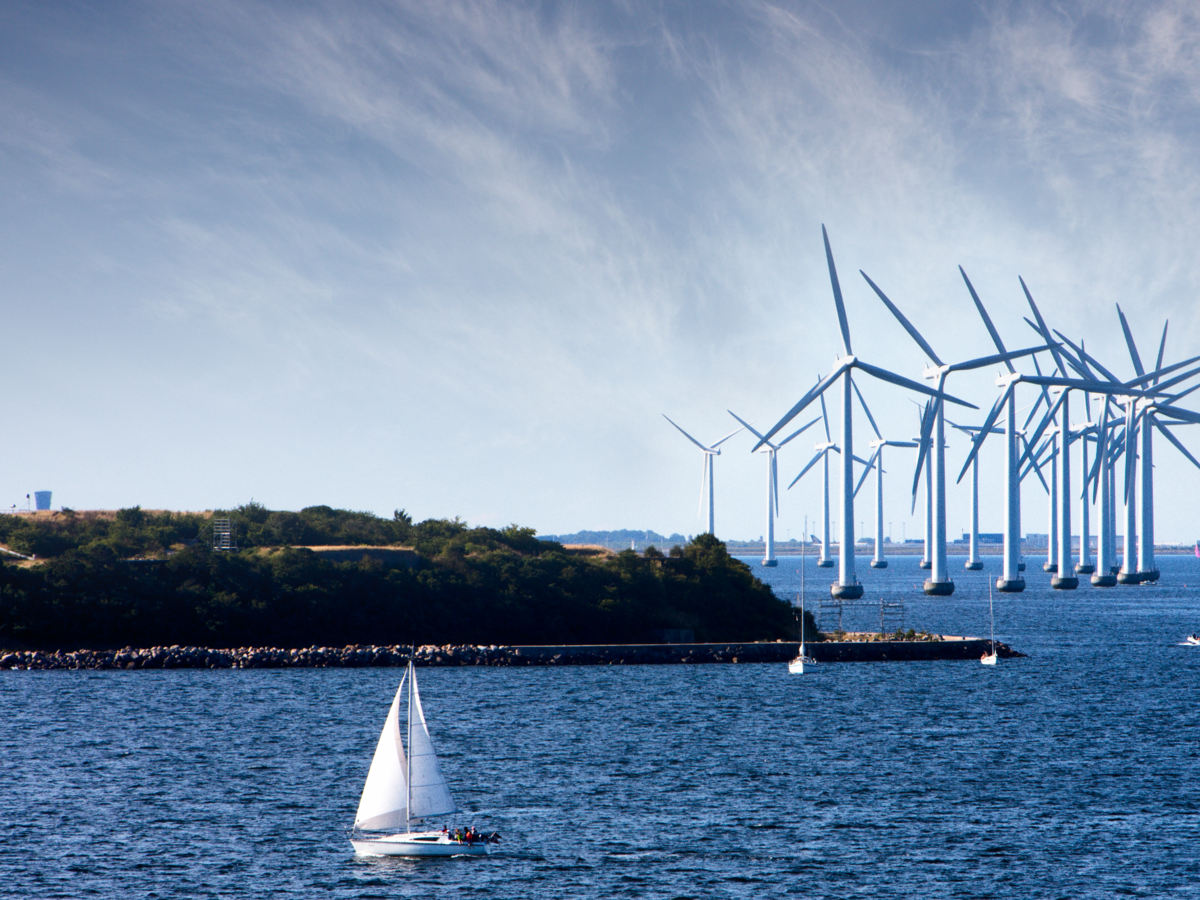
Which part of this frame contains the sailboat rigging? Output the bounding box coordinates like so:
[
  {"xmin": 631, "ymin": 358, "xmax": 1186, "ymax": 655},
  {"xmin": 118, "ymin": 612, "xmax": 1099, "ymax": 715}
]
[
  {"xmin": 351, "ymin": 661, "xmax": 497, "ymax": 856},
  {"xmin": 981, "ymin": 585, "xmax": 998, "ymax": 666}
]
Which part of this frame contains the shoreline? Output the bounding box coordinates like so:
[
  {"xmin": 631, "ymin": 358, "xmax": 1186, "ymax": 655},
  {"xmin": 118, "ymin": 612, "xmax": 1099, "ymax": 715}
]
[{"xmin": 0, "ymin": 638, "xmax": 1024, "ymax": 670}]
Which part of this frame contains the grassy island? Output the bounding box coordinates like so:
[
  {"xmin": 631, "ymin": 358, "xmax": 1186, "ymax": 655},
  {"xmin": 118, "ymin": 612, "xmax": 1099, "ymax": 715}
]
[{"xmin": 0, "ymin": 504, "xmax": 812, "ymax": 651}]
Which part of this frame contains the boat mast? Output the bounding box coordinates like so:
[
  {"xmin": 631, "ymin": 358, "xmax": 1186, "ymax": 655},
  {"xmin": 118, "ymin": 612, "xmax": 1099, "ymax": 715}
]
[{"xmin": 405, "ymin": 660, "xmax": 413, "ymax": 833}]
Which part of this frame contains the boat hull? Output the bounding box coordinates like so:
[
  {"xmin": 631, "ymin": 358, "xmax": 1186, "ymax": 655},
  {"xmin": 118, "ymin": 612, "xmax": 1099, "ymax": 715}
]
[{"xmin": 352, "ymin": 832, "xmax": 490, "ymax": 857}]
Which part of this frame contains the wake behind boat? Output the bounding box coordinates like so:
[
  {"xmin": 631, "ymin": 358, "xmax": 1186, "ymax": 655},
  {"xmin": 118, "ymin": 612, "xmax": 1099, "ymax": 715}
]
[{"xmin": 351, "ymin": 661, "xmax": 497, "ymax": 857}]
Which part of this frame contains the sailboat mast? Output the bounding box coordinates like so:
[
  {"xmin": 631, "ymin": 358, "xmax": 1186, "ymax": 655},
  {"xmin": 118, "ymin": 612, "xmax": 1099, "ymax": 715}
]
[{"xmin": 406, "ymin": 660, "xmax": 413, "ymax": 833}]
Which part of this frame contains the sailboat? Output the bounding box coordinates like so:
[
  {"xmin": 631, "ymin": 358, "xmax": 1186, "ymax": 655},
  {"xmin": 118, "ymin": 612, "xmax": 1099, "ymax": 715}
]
[
  {"xmin": 351, "ymin": 661, "xmax": 495, "ymax": 857},
  {"xmin": 789, "ymin": 539, "xmax": 816, "ymax": 674},
  {"xmin": 980, "ymin": 585, "xmax": 998, "ymax": 666}
]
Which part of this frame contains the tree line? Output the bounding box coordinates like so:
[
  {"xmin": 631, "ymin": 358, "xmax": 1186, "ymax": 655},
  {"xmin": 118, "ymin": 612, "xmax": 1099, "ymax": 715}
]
[{"xmin": 0, "ymin": 504, "xmax": 812, "ymax": 650}]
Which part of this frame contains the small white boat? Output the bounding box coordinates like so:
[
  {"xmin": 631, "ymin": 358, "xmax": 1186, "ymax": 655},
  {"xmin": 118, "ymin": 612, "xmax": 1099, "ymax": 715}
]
[
  {"xmin": 788, "ymin": 549, "xmax": 816, "ymax": 674},
  {"xmin": 1183, "ymin": 634, "xmax": 1200, "ymax": 646},
  {"xmin": 351, "ymin": 661, "xmax": 496, "ymax": 857},
  {"xmin": 981, "ymin": 585, "xmax": 998, "ymax": 666}
]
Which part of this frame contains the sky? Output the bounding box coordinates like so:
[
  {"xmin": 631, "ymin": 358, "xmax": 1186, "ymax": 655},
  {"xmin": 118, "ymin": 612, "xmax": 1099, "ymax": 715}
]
[{"xmin": 4, "ymin": 0, "xmax": 1200, "ymax": 543}]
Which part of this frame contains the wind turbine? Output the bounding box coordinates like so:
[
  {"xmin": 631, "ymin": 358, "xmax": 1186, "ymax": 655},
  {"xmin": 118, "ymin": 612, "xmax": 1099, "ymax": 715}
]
[
  {"xmin": 728, "ymin": 410, "xmax": 820, "ymax": 567},
  {"xmin": 947, "ymin": 419, "xmax": 1003, "ymax": 571},
  {"xmin": 787, "ymin": 395, "xmax": 842, "ymax": 569},
  {"xmin": 662, "ymin": 416, "xmax": 742, "ymax": 536},
  {"xmin": 855, "ymin": 383, "xmax": 917, "ymax": 569},
  {"xmin": 860, "ymin": 269, "xmax": 1045, "ymax": 596},
  {"xmin": 754, "ymin": 225, "xmax": 976, "ymax": 600}
]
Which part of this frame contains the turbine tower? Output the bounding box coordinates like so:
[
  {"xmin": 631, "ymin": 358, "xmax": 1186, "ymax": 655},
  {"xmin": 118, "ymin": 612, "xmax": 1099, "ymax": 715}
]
[
  {"xmin": 755, "ymin": 226, "xmax": 975, "ymax": 600},
  {"xmin": 853, "ymin": 383, "xmax": 917, "ymax": 569},
  {"xmin": 663, "ymin": 416, "xmax": 741, "ymax": 536},
  {"xmin": 728, "ymin": 410, "xmax": 820, "ymax": 567}
]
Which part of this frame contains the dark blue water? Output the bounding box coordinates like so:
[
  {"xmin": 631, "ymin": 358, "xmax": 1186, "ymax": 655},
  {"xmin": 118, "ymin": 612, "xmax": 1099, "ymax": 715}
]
[{"xmin": 4, "ymin": 556, "xmax": 1200, "ymax": 899}]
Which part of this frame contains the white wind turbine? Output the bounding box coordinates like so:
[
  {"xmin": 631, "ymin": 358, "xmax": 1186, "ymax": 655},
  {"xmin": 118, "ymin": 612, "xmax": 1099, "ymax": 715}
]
[
  {"xmin": 860, "ymin": 268, "xmax": 1046, "ymax": 596},
  {"xmin": 851, "ymin": 381, "xmax": 916, "ymax": 569},
  {"xmin": 754, "ymin": 226, "xmax": 976, "ymax": 600},
  {"xmin": 727, "ymin": 410, "xmax": 821, "ymax": 567},
  {"xmin": 663, "ymin": 416, "xmax": 742, "ymax": 536},
  {"xmin": 787, "ymin": 394, "xmax": 839, "ymax": 569}
]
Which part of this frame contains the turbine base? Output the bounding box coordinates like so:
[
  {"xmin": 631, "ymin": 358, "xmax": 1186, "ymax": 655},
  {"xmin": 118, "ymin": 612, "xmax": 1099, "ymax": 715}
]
[
  {"xmin": 918, "ymin": 559, "xmax": 931, "ymax": 570},
  {"xmin": 1116, "ymin": 570, "xmax": 1144, "ymax": 585},
  {"xmin": 1141, "ymin": 569, "xmax": 1160, "ymax": 583},
  {"xmin": 1050, "ymin": 574, "xmax": 1079, "ymax": 590},
  {"xmin": 816, "ymin": 559, "xmax": 835, "ymax": 568},
  {"xmin": 869, "ymin": 559, "xmax": 888, "ymax": 569},
  {"xmin": 1043, "ymin": 562, "xmax": 1058, "ymax": 573},
  {"xmin": 964, "ymin": 560, "xmax": 984, "ymax": 571},
  {"xmin": 995, "ymin": 577, "xmax": 1025, "ymax": 593},
  {"xmin": 1074, "ymin": 563, "xmax": 1095, "ymax": 575},
  {"xmin": 830, "ymin": 582, "xmax": 864, "ymax": 600},
  {"xmin": 1018, "ymin": 561, "xmax": 1026, "ymax": 571},
  {"xmin": 760, "ymin": 559, "xmax": 778, "ymax": 568},
  {"xmin": 1090, "ymin": 573, "xmax": 1117, "ymax": 587},
  {"xmin": 923, "ymin": 579, "xmax": 955, "ymax": 596}
]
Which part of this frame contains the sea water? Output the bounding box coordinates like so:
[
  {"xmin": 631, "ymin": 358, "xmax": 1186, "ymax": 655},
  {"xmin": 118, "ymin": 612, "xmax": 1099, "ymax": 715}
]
[{"xmin": 3, "ymin": 555, "xmax": 1200, "ymax": 898}]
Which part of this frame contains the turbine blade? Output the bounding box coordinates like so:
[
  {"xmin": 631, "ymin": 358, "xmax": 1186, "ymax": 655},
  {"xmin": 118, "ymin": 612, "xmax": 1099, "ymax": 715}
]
[
  {"xmin": 956, "ymin": 385, "xmax": 1011, "ymax": 483},
  {"xmin": 851, "ymin": 376, "xmax": 882, "ymax": 439},
  {"xmin": 1155, "ymin": 321, "xmax": 1170, "ymax": 383},
  {"xmin": 853, "ymin": 449, "xmax": 878, "ymax": 499},
  {"xmin": 859, "ymin": 270, "xmax": 943, "ymax": 365},
  {"xmin": 1116, "ymin": 303, "xmax": 1145, "ymax": 377},
  {"xmin": 946, "ymin": 344, "xmax": 1050, "ymax": 374},
  {"xmin": 823, "ymin": 225, "xmax": 853, "ymax": 356},
  {"xmin": 777, "ymin": 416, "xmax": 822, "ymax": 448},
  {"xmin": 1018, "ymin": 390, "xmax": 1067, "ymax": 472},
  {"xmin": 911, "ymin": 401, "xmax": 934, "ymax": 498},
  {"xmin": 1148, "ymin": 363, "xmax": 1200, "ymax": 396},
  {"xmin": 1156, "ymin": 404, "xmax": 1200, "ymax": 425},
  {"xmin": 959, "ymin": 267, "xmax": 1014, "ymax": 372},
  {"xmin": 853, "ymin": 359, "xmax": 978, "ymax": 408},
  {"xmin": 789, "ymin": 450, "xmax": 825, "ymax": 488},
  {"xmin": 773, "ymin": 454, "xmax": 780, "ymax": 515},
  {"xmin": 1124, "ymin": 354, "xmax": 1200, "ymax": 391},
  {"xmin": 663, "ymin": 414, "xmax": 710, "ymax": 453},
  {"xmin": 1053, "ymin": 330, "xmax": 1123, "ymax": 384},
  {"xmin": 753, "ymin": 362, "xmax": 847, "ymax": 450},
  {"xmin": 1156, "ymin": 419, "xmax": 1200, "ymax": 471},
  {"xmin": 820, "ymin": 391, "xmax": 831, "ymax": 442},
  {"xmin": 710, "ymin": 426, "xmax": 744, "ymax": 449},
  {"xmin": 1020, "ymin": 277, "xmax": 1068, "ymax": 376},
  {"xmin": 727, "ymin": 410, "xmax": 767, "ymax": 445}
]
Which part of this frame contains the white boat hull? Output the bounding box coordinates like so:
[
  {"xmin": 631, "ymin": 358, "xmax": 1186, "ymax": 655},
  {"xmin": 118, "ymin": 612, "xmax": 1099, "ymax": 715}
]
[
  {"xmin": 788, "ymin": 655, "xmax": 815, "ymax": 674},
  {"xmin": 352, "ymin": 831, "xmax": 490, "ymax": 857},
  {"xmin": 980, "ymin": 652, "xmax": 998, "ymax": 666}
]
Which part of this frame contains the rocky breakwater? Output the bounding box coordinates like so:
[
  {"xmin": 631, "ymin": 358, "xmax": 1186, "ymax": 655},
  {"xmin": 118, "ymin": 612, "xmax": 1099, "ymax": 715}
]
[{"xmin": 1, "ymin": 638, "xmax": 1025, "ymax": 670}]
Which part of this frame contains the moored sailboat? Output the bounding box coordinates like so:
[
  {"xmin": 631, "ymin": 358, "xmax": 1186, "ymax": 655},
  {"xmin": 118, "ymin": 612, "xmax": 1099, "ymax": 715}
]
[
  {"xmin": 981, "ymin": 585, "xmax": 998, "ymax": 666},
  {"xmin": 789, "ymin": 540, "xmax": 816, "ymax": 674},
  {"xmin": 351, "ymin": 661, "xmax": 495, "ymax": 857}
]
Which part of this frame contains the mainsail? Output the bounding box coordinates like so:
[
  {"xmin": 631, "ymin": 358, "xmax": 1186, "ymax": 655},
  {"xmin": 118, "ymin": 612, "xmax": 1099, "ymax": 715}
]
[
  {"xmin": 407, "ymin": 668, "xmax": 458, "ymax": 821},
  {"xmin": 353, "ymin": 673, "xmax": 409, "ymax": 830}
]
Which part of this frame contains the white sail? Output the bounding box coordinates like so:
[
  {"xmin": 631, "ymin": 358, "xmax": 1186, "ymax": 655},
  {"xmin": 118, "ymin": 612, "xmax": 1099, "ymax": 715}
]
[
  {"xmin": 353, "ymin": 673, "xmax": 409, "ymax": 830},
  {"xmin": 407, "ymin": 667, "xmax": 458, "ymax": 821}
]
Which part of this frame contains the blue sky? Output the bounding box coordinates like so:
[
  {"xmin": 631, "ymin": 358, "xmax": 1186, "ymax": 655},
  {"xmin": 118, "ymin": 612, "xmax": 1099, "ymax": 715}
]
[{"xmin": 4, "ymin": 0, "xmax": 1200, "ymax": 543}]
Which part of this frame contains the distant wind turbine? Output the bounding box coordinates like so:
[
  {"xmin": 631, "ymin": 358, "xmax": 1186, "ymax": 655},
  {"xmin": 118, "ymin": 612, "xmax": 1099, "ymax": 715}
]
[
  {"xmin": 663, "ymin": 416, "xmax": 742, "ymax": 536},
  {"xmin": 728, "ymin": 410, "xmax": 820, "ymax": 567}
]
